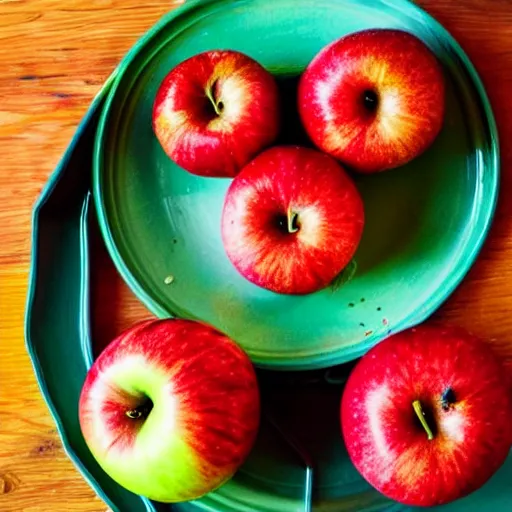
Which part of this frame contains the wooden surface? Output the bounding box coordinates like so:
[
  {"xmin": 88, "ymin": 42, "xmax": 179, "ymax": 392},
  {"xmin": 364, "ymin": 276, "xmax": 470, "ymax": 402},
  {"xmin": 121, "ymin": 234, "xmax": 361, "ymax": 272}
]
[{"xmin": 1, "ymin": 0, "xmax": 512, "ymax": 510}]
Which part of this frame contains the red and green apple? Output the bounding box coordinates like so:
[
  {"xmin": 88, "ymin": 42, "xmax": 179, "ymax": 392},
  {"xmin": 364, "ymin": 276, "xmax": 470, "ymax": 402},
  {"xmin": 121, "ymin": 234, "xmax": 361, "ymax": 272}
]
[
  {"xmin": 79, "ymin": 319, "xmax": 260, "ymax": 502},
  {"xmin": 299, "ymin": 29, "xmax": 445, "ymax": 173},
  {"xmin": 341, "ymin": 324, "xmax": 512, "ymax": 507},
  {"xmin": 221, "ymin": 145, "xmax": 365, "ymax": 295},
  {"xmin": 153, "ymin": 49, "xmax": 280, "ymax": 178}
]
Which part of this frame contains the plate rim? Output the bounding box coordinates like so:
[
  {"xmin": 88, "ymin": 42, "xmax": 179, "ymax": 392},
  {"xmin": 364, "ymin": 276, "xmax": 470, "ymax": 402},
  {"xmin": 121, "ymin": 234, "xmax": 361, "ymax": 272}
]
[{"xmin": 92, "ymin": 0, "xmax": 500, "ymax": 373}]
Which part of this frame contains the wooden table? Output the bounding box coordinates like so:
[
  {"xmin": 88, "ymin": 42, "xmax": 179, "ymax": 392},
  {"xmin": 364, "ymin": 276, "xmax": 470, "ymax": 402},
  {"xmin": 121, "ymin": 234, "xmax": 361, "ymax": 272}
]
[{"xmin": 1, "ymin": 1, "xmax": 511, "ymax": 510}]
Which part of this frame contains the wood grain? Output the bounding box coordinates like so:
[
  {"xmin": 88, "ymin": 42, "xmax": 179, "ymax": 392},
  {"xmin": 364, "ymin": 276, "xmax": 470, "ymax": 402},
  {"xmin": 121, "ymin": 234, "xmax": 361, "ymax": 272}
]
[{"xmin": 1, "ymin": 0, "xmax": 511, "ymax": 510}]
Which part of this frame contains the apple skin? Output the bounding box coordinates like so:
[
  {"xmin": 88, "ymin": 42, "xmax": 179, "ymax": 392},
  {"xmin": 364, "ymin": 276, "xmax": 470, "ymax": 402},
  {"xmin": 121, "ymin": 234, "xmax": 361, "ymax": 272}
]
[
  {"xmin": 341, "ymin": 324, "xmax": 512, "ymax": 507},
  {"xmin": 221, "ymin": 145, "xmax": 364, "ymax": 295},
  {"xmin": 78, "ymin": 319, "xmax": 260, "ymax": 503},
  {"xmin": 152, "ymin": 50, "xmax": 280, "ymax": 178},
  {"xmin": 298, "ymin": 29, "xmax": 445, "ymax": 173}
]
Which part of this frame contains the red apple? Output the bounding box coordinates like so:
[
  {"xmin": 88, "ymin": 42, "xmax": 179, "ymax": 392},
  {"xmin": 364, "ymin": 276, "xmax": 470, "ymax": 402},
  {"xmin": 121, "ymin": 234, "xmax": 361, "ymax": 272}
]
[
  {"xmin": 79, "ymin": 319, "xmax": 260, "ymax": 502},
  {"xmin": 153, "ymin": 50, "xmax": 280, "ymax": 178},
  {"xmin": 298, "ymin": 29, "xmax": 445, "ymax": 173},
  {"xmin": 221, "ymin": 145, "xmax": 364, "ymax": 295},
  {"xmin": 341, "ymin": 324, "xmax": 512, "ymax": 507}
]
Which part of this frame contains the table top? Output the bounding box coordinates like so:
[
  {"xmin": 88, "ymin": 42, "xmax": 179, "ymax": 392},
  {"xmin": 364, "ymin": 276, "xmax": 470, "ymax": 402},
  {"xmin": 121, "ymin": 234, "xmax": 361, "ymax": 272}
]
[{"xmin": 1, "ymin": 0, "xmax": 512, "ymax": 510}]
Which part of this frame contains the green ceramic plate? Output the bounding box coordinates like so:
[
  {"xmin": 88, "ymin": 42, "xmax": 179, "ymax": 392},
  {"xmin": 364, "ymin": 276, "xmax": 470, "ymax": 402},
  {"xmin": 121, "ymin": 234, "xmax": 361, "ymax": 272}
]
[{"xmin": 94, "ymin": 0, "xmax": 498, "ymax": 371}]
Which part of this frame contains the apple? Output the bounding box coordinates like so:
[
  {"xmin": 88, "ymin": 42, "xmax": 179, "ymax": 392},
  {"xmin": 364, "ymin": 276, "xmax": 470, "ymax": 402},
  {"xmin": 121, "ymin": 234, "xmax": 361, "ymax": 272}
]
[
  {"xmin": 78, "ymin": 319, "xmax": 260, "ymax": 502},
  {"xmin": 298, "ymin": 29, "xmax": 445, "ymax": 173},
  {"xmin": 221, "ymin": 145, "xmax": 364, "ymax": 295},
  {"xmin": 152, "ymin": 49, "xmax": 280, "ymax": 178},
  {"xmin": 341, "ymin": 324, "xmax": 512, "ymax": 507}
]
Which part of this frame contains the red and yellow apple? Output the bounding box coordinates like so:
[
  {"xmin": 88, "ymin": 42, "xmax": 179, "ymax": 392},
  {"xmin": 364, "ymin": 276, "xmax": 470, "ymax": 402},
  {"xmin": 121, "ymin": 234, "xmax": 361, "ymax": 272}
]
[
  {"xmin": 341, "ymin": 324, "xmax": 512, "ymax": 507},
  {"xmin": 221, "ymin": 145, "xmax": 365, "ymax": 295},
  {"xmin": 153, "ymin": 50, "xmax": 280, "ymax": 178},
  {"xmin": 298, "ymin": 29, "xmax": 445, "ymax": 173},
  {"xmin": 79, "ymin": 319, "xmax": 260, "ymax": 502}
]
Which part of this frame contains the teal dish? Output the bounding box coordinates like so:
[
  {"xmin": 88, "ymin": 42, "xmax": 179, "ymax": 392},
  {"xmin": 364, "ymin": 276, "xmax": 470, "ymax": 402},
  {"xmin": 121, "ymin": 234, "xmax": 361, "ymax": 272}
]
[{"xmin": 94, "ymin": 0, "xmax": 498, "ymax": 370}]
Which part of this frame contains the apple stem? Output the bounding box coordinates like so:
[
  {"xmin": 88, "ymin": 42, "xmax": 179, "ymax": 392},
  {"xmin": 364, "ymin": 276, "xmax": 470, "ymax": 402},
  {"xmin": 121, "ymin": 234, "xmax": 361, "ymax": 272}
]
[
  {"xmin": 205, "ymin": 84, "xmax": 223, "ymax": 116},
  {"xmin": 125, "ymin": 400, "xmax": 153, "ymax": 420},
  {"xmin": 412, "ymin": 400, "xmax": 434, "ymax": 441},
  {"xmin": 287, "ymin": 209, "xmax": 299, "ymax": 234},
  {"xmin": 126, "ymin": 409, "xmax": 143, "ymax": 419}
]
